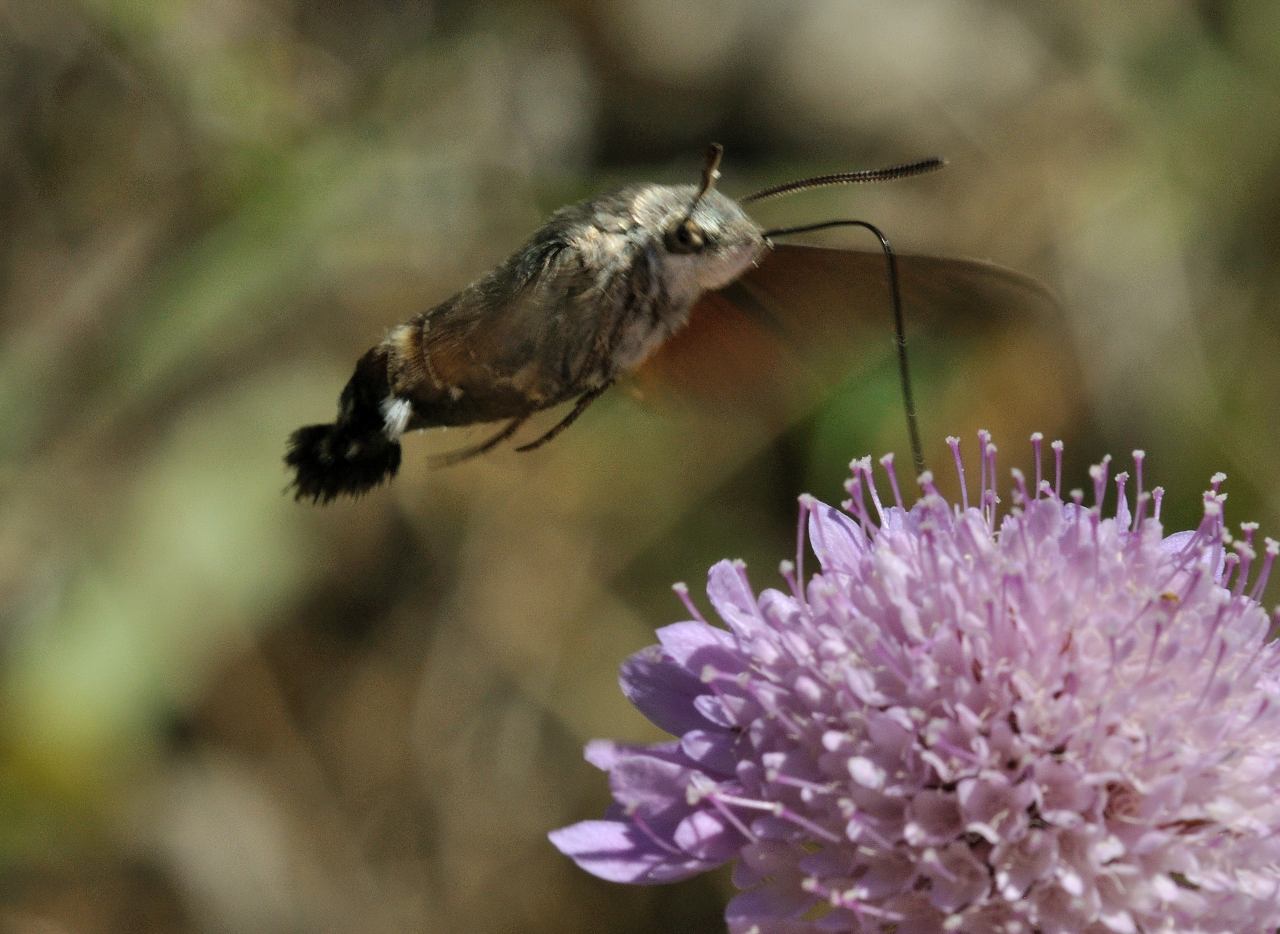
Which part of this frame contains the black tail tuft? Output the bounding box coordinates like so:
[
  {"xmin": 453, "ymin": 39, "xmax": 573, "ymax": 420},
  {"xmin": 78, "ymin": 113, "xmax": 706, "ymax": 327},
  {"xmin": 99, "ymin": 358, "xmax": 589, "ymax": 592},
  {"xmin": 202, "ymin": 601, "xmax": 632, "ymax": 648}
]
[{"xmin": 285, "ymin": 423, "xmax": 402, "ymax": 505}]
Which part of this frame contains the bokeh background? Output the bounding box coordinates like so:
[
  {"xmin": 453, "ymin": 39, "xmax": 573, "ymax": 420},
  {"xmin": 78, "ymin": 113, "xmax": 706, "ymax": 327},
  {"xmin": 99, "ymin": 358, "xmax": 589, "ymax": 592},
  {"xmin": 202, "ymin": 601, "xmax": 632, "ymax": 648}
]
[{"xmin": 3, "ymin": 1, "xmax": 1279, "ymax": 931}]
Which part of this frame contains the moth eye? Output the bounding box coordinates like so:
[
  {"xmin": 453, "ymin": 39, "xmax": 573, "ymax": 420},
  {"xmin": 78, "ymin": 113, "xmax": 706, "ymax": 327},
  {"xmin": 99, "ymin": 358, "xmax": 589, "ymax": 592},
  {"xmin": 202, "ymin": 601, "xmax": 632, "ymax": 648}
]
[{"xmin": 664, "ymin": 219, "xmax": 706, "ymax": 255}]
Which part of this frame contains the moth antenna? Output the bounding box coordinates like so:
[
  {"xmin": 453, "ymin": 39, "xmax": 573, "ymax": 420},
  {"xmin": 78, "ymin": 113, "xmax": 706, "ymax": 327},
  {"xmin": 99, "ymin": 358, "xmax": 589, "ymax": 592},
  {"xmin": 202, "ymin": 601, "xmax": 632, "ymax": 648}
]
[
  {"xmin": 685, "ymin": 142, "xmax": 725, "ymax": 218},
  {"xmin": 741, "ymin": 157, "xmax": 945, "ymax": 204},
  {"xmin": 761, "ymin": 219, "xmax": 925, "ymax": 477}
]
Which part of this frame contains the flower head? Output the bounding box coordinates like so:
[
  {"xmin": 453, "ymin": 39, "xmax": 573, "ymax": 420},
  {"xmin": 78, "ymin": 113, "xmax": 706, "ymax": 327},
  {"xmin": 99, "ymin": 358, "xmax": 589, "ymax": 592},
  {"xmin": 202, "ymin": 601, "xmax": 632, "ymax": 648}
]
[{"xmin": 551, "ymin": 434, "xmax": 1280, "ymax": 932}]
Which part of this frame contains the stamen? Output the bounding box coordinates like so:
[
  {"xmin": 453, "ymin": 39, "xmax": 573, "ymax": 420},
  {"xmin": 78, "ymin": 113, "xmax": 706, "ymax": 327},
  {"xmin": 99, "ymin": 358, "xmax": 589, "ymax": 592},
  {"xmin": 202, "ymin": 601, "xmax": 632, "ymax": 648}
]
[
  {"xmin": 1201, "ymin": 493, "xmax": 1227, "ymax": 545},
  {"xmin": 1195, "ymin": 638, "xmax": 1229, "ymax": 710},
  {"xmin": 767, "ymin": 771, "xmax": 837, "ymax": 797},
  {"xmin": 1031, "ymin": 433, "xmax": 1044, "ymax": 500},
  {"xmin": 673, "ymin": 582, "xmax": 708, "ymax": 624},
  {"xmin": 1232, "ymin": 541, "xmax": 1257, "ymax": 599},
  {"xmin": 860, "ymin": 458, "xmax": 886, "ymax": 523},
  {"xmin": 1222, "ymin": 551, "xmax": 1240, "ymax": 592},
  {"xmin": 631, "ymin": 813, "xmax": 688, "ymax": 856},
  {"xmin": 1241, "ymin": 522, "xmax": 1260, "ymax": 548},
  {"xmin": 776, "ymin": 805, "xmax": 845, "ymax": 844},
  {"xmin": 779, "ymin": 560, "xmax": 803, "ymax": 603},
  {"xmin": 1152, "ymin": 486, "xmax": 1165, "ymax": 523},
  {"xmin": 844, "ymin": 471, "xmax": 874, "ymax": 535},
  {"xmin": 1199, "ymin": 601, "xmax": 1229, "ymax": 660},
  {"xmin": 923, "ymin": 850, "xmax": 961, "ymax": 883},
  {"xmin": 1090, "ymin": 455, "xmax": 1112, "ymax": 511},
  {"xmin": 701, "ymin": 790, "xmax": 760, "ymax": 843},
  {"xmin": 1011, "ymin": 468, "xmax": 1029, "ymax": 507},
  {"xmin": 984, "ymin": 440, "xmax": 999, "ymax": 528},
  {"xmin": 710, "ymin": 790, "xmax": 843, "ymax": 844},
  {"xmin": 839, "ymin": 795, "xmax": 897, "ymax": 845},
  {"xmin": 720, "ymin": 668, "xmax": 806, "ymax": 735},
  {"xmin": 977, "ymin": 430, "xmax": 991, "ymax": 517},
  {"xmin": 947, "ymin": 436, "xmax": 968, "ymax": 512},
  {"xmin": 803, "ymin": 878, "xmax": 879, "ymax": 917},
  {"xmin": 880, "ymin": 453, "xmax": 905, "ymax": 509},
  {"xmin": 930, "ymin": 737, "xmax": 983, "ymax": 766},
  {"xmin": 1132, "ymin": 450, "xmax": 1147, "ymax": 530},
  {"xmin": 1114, "ymin": 471, "xmax": 1130, "ymax": 531},
  {"xmin": 706, "ymin": 790, "xmax": 778, "ymax": 813},
  {"xmin": 918, "ymin": 470, "xmax": 939, "ymax": 498},
  {"xmin": 1166, "ymin": 495, "xmax": 1226, "ymax": 577},
  {"xmin": 1052, "ymin": 439, "xmax": 1065, "ymax": 499},
  {"xmin": 1249, "ymin": 539, "xmax": 1278, "ymax": 602},
  {"xmin": 1134, "ymin": 492, "xmax": 1151, "ymax": 533}
]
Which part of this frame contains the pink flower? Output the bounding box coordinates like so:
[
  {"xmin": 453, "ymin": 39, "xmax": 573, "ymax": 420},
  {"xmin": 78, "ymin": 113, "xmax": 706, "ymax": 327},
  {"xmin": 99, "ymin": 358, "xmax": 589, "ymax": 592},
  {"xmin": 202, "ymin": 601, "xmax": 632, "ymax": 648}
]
[{"xmin": 551, "ymin": 434, "xmax": 1280, "ymax": 932}]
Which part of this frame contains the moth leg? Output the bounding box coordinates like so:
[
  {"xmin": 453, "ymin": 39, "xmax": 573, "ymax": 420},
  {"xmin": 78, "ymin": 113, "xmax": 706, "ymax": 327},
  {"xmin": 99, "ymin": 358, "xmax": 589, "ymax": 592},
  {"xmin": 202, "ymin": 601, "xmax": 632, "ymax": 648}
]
[
  {"xmin": 429, "ymin": 415, "xmax": 529, "ymax": 467},
  {"xmin": 515, "ymin": 381, "xmax": 613, "ymax": 453}
]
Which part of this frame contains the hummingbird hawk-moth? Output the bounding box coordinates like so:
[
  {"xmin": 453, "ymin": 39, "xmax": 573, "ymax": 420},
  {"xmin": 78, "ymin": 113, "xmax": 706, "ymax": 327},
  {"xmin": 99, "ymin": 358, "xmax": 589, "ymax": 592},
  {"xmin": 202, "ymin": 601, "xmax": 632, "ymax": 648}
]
[{"xmin": 284, "ymin": 146, "xmax": 1055, "ymax": 504}]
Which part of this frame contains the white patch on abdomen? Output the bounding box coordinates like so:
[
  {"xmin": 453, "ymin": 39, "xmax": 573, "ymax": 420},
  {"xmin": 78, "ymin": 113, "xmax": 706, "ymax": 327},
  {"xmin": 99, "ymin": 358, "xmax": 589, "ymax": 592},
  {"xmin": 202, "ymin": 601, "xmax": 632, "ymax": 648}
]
[{"xmin": 381, "ymin": 396, "xmax": 413, "ymax": 439}]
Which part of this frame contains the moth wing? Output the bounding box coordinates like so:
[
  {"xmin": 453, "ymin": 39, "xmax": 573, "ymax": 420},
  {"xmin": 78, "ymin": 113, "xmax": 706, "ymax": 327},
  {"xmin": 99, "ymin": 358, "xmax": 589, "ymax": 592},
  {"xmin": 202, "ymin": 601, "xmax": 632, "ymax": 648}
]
[
  {"xmin": 407, "ymin": 248, "xmax": 595, "ymax": 416},
  {"xmin": 633, "ymin": 243, "xmax": 1063, "ymax": 423},
  {"xmin": 738, "ymin": 243, "xmax": 1061, "ymax": 343},
  {"xmin": 626, "ymin": 285, "xmax": 813, "ymax": 411}
]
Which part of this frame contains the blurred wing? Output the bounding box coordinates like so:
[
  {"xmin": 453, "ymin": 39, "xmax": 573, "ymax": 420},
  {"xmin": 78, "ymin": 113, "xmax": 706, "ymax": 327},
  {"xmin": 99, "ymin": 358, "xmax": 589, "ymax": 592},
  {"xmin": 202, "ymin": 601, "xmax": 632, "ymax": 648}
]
[
  {"xmin": 633, "ymin": 243, "xmax": 1062, "ymax": 421},
  {"xmin": 627, "ymin": 284, "xmax": 807, "ymax": 409}
]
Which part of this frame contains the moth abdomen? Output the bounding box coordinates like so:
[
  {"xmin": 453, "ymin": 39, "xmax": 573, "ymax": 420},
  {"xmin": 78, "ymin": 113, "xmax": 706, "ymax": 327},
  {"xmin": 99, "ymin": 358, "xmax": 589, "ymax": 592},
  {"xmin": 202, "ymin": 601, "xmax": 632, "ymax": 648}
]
[{"xmin": 285, "ymin": 346, "xmax": 404, "ymax": 504}]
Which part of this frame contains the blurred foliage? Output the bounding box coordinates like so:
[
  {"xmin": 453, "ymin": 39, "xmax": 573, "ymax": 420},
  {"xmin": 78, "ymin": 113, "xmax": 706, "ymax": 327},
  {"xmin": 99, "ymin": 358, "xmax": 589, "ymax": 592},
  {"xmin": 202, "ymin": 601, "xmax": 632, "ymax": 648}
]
[{"xmin": 2, "ymin": 1, "xmax": 1278, "ymax": 931}]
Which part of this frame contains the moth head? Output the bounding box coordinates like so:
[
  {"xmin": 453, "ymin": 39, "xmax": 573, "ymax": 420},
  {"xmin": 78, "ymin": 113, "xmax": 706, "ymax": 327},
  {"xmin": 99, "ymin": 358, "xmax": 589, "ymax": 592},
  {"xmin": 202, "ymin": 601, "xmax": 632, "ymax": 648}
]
[
  {"xmin": 609, "ymin": 144, "xmax": 760, "ymax": 297},
  {"xmin": 637, "ymin": 145, "xmax": 947, "ymax": 298},
  {"xmin": 647, "ymin": 186, "xmax": 765, "ymax": 289}
]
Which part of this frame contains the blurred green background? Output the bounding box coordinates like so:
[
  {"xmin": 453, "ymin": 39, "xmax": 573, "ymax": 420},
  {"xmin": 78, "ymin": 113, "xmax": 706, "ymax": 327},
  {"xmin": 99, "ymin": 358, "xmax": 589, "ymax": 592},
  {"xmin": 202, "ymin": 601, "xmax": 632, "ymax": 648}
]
[{"xmin": 2, "ymin": 1, "xmax": 1278, "ymax": 931}]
